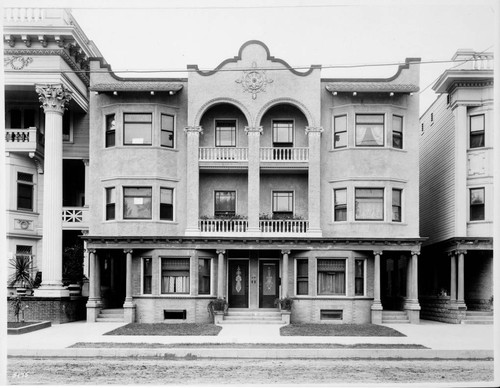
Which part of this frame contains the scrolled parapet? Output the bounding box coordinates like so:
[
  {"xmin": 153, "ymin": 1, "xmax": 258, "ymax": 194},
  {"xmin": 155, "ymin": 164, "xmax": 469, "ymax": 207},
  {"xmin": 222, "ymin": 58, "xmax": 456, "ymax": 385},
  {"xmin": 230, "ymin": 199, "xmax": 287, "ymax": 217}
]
[{"xmin": 35, "ymin": 84, "xmax": 72, "ymax": 113}]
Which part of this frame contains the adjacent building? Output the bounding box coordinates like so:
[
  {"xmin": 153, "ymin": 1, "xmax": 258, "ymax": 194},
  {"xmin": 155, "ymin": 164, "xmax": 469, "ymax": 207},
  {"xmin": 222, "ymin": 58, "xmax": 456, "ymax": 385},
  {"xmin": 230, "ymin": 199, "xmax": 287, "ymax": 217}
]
[{"xmin": 419, "ymin": 50, "xmax": 494, "ymax": 323}]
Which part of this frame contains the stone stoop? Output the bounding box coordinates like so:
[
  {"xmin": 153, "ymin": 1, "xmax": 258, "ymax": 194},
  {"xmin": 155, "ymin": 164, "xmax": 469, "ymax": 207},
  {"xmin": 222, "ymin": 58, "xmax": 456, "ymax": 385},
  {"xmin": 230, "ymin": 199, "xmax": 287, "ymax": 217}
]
[
  {"xmin": 382, "ymin": 310, "xmax": 410, "ymax": 324},
  {"xmin": 96, "ymin": 308, "xmax": 124, "ymax": 322},
  {"xmin": 221, "ymin": 309, "xmax": 285, "ymax": 324},
  {"xmin": 461, "ymin": 310, "xmax": 493, "ymax": 325}
]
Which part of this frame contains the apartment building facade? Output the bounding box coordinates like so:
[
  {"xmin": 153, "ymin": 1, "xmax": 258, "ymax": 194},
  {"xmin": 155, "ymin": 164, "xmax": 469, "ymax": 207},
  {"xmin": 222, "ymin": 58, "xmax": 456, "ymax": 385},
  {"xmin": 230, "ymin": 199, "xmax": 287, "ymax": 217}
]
[
  {"xmin": 419, "ymin": 50, "xmax": 494, "ymax": 323},
  {"xmin": 85, "ymin": 40, "xmax": 423, "ymax": 324}
]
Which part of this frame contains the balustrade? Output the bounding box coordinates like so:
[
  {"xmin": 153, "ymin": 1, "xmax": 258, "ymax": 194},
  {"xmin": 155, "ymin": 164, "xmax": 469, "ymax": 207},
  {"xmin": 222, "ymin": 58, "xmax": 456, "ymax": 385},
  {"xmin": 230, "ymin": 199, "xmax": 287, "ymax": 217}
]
[
  {"xmin": 199, "ymin": 218, "xmax": 248, "ymax": 233},
  {"xmin": 260, "ymin": 147, "xmax": 309, "ymax": 162},
  {"xmin": 199, "ymin": 147, "xmax": 248, "ymax": 161},
  {"xmin": 260, "ymin": 219, "xmax": 309, "ymax": 233}
]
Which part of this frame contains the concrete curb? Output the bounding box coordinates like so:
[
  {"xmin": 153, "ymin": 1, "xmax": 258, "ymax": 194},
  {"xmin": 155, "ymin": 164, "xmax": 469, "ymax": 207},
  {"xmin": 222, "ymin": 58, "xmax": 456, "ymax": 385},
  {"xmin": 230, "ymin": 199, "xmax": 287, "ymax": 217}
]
[{"xmin": 8, "ymin": 348, "xmax": 493, "ymax": 360}]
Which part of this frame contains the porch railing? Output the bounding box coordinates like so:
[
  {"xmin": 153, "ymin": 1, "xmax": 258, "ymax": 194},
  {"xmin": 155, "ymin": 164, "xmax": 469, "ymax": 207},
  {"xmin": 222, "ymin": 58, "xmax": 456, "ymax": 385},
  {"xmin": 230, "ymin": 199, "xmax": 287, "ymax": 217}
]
[
  {"xmin": 199, "ymin": 218, "xmax": 248, "ymax": 233},
  {"xmin": 199, "ymin": 147, "xmax": 248, "ymax": 161},
  {"xmin": 5, "ymin": 127, "xmax": 44, "ymax": 153},
  {"xmin": 260, "ymin": 147, "xmax": 309, "ymax": 162},
  {"xmin": 259, "ymin": 219, "xmax": 309, "ymax": 233},
  {"xmin": 62, "ymin": 207, "xmax": 88, "ymax": 229},
  {"xmin": 4, "ymin": 8, "xmax": 47, "ymax": 22}
]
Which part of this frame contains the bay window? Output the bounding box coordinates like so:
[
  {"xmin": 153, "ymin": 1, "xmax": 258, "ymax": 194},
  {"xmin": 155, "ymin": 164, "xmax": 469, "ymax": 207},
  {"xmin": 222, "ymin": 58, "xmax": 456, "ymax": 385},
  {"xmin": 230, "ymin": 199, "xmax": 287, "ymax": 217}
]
[
  {"xmin": 161, "ymin": 258, "xmax": 190, "ymax": 294},
  {"xmin": 123, "ymin": 187, "xmax": 152, "ymax": 219},
  {"xmin": 355, "ymin": 188, "xmax": 384, "ymax": 221},
  {"xmin": 123, "ymin": 113, "xmax": 152, "ymax": 145},
  {"xmin": 317, "ymin": 259, "xmax": 346, "ymax": 295},
  {"xmin": 355, "ymin": 114, "xmax": 384, "ymax": 147}
]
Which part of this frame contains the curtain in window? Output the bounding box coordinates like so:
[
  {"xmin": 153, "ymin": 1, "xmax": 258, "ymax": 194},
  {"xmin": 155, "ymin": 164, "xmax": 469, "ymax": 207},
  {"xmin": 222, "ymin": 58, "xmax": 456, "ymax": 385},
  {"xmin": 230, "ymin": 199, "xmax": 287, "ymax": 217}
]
[
  {"xmin": 318, "ymin": 272, "xmax": 345, "ymax": 294},
  {"xmin": 161, "ymin": 259, "xmax": 190, "ymax": 293},
  {"xmin": 355, "ymin": 189, "xmax": 383, "ymax": 220}
]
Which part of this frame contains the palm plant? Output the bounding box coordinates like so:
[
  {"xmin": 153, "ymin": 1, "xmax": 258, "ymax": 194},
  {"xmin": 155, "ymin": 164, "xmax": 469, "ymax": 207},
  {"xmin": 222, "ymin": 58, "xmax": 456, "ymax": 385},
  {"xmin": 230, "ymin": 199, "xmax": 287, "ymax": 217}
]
[{"xmin": 9, "ymin": 255, "xmax": 35, "ymax": 289}]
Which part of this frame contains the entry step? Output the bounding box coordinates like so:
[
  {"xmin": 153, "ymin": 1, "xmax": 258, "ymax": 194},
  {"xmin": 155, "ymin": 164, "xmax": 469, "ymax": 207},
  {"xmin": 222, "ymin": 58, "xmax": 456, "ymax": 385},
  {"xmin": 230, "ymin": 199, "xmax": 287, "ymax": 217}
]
[
  {"xmin": 461, "ymin": 310, "xmax": 493, "ymax": 325},
  {"xmin": 221, "ymin": 309, "xmax": 285, "ymax": 324},
  {"xmin": 382, "ymin": 310, "xmax": 410, "ymax": 324},
  {"xmin": 96, "ymin": 308, "xmax": 124, "ymax": 322}
]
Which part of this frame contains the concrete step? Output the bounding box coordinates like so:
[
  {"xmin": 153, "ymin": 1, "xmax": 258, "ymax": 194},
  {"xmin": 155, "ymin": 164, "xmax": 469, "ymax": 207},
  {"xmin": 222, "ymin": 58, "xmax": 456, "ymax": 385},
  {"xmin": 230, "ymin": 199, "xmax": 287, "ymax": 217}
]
[
  {"xmin": 382, "ymin": 319, "xmax": 410, "ymax": 324},
  {"xmin": 461, "ymin": 320, "xmax": 493, "ymax": 325},
  {"xmin": 382, "ymin": 310, "xmax": 409, "ymax": 324},
  {"xmin": 465, "ymin": 311, "xmax": 493, "ymax": 317},
  {"xmin": 224, "ymin": 315, "xmax": 282, "ymax": 321},
  {"xmin": 95, "ymin": 317, "xmax": 124, "ymax": 322},
  {"xmin": 463, "ymin": 315, "xmax": 493, "ymax": 320},
  {"xmin": 97, "ymin": 308, "xmax": 124, "ymax": 322},
  {"xmin": 220, "ymin": 320, "xmax": 286, "ymax": 325}
]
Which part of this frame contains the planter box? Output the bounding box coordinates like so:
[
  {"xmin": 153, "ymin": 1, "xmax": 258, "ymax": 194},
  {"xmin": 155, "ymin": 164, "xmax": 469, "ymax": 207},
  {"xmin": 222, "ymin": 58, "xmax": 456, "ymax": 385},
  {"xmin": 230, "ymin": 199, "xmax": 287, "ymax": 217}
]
[{"xmin": 7, "ymin": 321, "xmax": 51, "ymax": 335}]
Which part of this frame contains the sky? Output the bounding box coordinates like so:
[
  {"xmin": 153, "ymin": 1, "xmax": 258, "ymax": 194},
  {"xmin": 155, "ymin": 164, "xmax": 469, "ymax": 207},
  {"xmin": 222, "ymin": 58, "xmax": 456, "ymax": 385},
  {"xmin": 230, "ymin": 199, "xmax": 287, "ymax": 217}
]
[{"xmin": 5, "ymin": 0, "xmax": 497, "ymax": 114}]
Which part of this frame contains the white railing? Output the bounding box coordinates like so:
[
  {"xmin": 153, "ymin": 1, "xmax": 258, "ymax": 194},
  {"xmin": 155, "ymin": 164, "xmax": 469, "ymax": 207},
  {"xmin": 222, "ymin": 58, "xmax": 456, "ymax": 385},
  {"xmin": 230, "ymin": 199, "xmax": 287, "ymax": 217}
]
[
  {"xmin": 259, "ymin": 219, "xmax": 309, "ymax": 233},
  {"xmin": 62, "ymin": 207, "xmax": 88, "ymax": 228},
  {"xmin": 260, "ymin": 147, "xmax": 309, "ymax": 162},
  {"xmin": 199, "ymin": 147, "xmax": 248, "ymax": 161},
  {"xmin": 199, "ymin": 219, "xmax": 248, "ymax": 233},
  {"xmin": 4, "ymin": 8, "xmax": 46, "ymax": 22},
  {"xmin": 5, "ymin": 128, "xmax": 44, "ymax": 152}
]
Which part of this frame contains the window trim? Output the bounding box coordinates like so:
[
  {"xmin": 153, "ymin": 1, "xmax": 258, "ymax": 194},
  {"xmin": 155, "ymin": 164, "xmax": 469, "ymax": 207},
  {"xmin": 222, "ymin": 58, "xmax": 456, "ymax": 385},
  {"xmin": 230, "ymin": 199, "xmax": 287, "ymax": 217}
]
[
  {"xmin": 272, "ymin": 119, "xmax": 295, "ymax": 147},
  {"xmin": 123, "ymin": 186, "xmax": 153, "ymax": 220},
  {"xmin": 333, "ymin": 188, "xmax": 347, "ymax": 222},
  {"xmin": 469, "ymin": 187, "xmax": 485, "ymax": 221},
  {"xmin": 142, "ymin": 257, "xmax": 153, "ymax": 295},
  {"xmin": 317, "ymin": 258, "xmax": 347, "ymax": 296},
  {"xmin": 392, "ymin": 188, "xmax": 402, "ymax": 223},
  {"xmin": 392, "ymin": 114, "xmax": 403, "ymax": 149},
  {"xmin": 160, "ymin": 257, "xmax": 191, "ymax": 295},
  {"xmin": 469, "ymin": 113, "xmax": 485, "ymax": 149},
  {"xmin": 295, "ymin": 258, "xmax": 309, "ymax": 296},
  {"xmin": 198, "ymin": 257, "xmax": 212, "ymax": 295},
  {"xmin": 105, "ymin": 114, "xmax": 116, "ymax": 148},
  {"xmin": 160, "ymin": 113, "xmax": 175, "ymax": 148},
  {"xmin": 160, "ymin": 187, "xmax": 175, "ymax": 221},
  {"xmin": 214, "ymin": 119, "xmax": 238, "ymax": 147},
  {"xmin": 354, "ymin": 187, "xmax": 385, "ymax": 221},
  {"xmin": 214, "ymin": 190, "xmax": 237, "ymax": 217},
  {"xmin": 272, "ymin": 190, "xmax": 295, "ymax": 216},
  {"xmin": 333, "ymin": 114, "xmax": 348, "ymax": 149},
  {"xmin": 16, "ymin": 172, "xmax": 34, "ymax": 211},
  {"xmin": 123, "ymin": 112, "xmax": 153, "ymax": 146},
  {"xmin": 354, "ymin": 258, "xmax": 366, "ymax": 296},
  {"xmin": 105, "ymin": 187, "xmax": 116, "ymax": 221},
  {"xmin": 355, "ymin": 113, "xmax": 385, "ymax": 147}
]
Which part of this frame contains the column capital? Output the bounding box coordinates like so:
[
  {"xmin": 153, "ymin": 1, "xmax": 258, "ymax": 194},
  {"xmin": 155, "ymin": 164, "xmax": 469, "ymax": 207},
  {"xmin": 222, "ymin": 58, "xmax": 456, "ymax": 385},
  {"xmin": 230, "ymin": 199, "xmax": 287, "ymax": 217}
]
[
  {"xmin": 411, "ymin": 251, "xmax": 420, "ymax": 256},
  {"xmin": 216, "ymin": 249, "xmax": 226, "ymax": 255},
  {"xmin": 449, "ymin": 249, "xmax": 467, "ymax": 256},
  {"xmin": 184, "ymin": 125, "xmax": 203, "ymax": 134},
  {"xmin": 373, "ymin": 250, "xmax": 383, "ymax": 256},
  {"xmin": 87, "ymin": 248, "xmax": 96, "ymax": 254},
  {"xmin": 123, "ymin": 249, "xmax": 133, "ymax": 254},
  {"xmin": 35, "ymin": 84, "xmax": 72, "ymax": 114},
  {"xmin": 244, "ymin": 126, "xmax": 263, "ymax": 135},
  {"xmin": 305, "ymin": 126, "xmax": 324, "ymax": 135},
  {"xmin": 281, "ymin": 250, "xmax": 291, "ymax": 255},
  {"xmin": 82, "ymin": 158, "xmax": 90, "ymax": 167}
]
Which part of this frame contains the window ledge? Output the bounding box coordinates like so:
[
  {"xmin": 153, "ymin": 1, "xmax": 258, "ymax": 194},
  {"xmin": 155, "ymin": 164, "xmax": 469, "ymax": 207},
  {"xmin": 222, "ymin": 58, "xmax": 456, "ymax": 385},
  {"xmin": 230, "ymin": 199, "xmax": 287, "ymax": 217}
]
[{"xmin": 467, "ymin": 220, "xmax": 492, "ymax": 224}]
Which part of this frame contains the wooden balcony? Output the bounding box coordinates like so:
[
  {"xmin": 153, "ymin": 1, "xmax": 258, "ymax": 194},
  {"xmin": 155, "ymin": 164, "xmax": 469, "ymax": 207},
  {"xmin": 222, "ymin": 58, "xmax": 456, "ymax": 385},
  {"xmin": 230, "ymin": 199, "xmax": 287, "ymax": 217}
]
[
  {"xmin": 197, "ymin": 218, "xmax": 309, "ymax": 237},
  {"xmin": 259, "ymin": 219, "xmax": 309, "ymax": 235},
  {"xmin": 199, "ymin": 147, "xmax": 248, "ymax": 170},
  {"xmin": 62, "ymin": 207, "xmax": 88, "ymax": 230},
  {"xmin": 260, "ymin": 147, "xmax": 309, "ymax": 162},
  {"xmin": 5, "ymin": 128, "xmax": 44, "ymax": 156},
  {"xmin": 199, "ymin": 218, "xmax": 248, "ymax": 235}
]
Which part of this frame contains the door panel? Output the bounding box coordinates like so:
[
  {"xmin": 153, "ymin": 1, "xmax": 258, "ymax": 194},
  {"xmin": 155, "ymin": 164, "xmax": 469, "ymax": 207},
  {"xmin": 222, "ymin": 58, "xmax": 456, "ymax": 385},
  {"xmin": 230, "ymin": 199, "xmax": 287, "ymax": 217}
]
[
  {"xmin": 228, "ymin": 260, "xmax": 249, "ymax": 308},
  {"xmin": 259, "ymin": 261, "xmax": 279, "ymax": 308}
]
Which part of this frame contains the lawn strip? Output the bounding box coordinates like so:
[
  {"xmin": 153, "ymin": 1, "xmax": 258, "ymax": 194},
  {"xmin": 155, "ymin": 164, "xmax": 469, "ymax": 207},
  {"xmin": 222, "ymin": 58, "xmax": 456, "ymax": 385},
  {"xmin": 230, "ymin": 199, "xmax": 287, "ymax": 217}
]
[
  {"xmin": 69, "ymin": 342, "xmax": 427, "ymax": 349},
  {"xmin": 105, "ymin": 323, "xmax": 222, "ymax": 336},
  {"xmin": 280, "ymin": 324, "xmax": 406, "ymax": 337}
]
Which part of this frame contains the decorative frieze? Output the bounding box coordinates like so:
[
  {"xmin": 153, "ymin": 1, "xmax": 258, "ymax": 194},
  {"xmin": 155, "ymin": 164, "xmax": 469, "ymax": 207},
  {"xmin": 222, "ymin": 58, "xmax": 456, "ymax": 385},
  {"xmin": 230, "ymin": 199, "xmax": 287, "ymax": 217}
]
[
  {"xmin": 235, "ymin": 61, "xmax": 273, "ymax": 100},
  {"xmin": 35, "ymin": 84, "xmax": 73, "ymax": 113},
  {"xmin": 4, "ymin": 55, "xmax": 33, "ymax": 70},
  {"xmin": 305, "ymin": 126, "xmax": 324, "ymax": 135},
  {"xmin": 184, "ymin": 126, "xmax": 203, "ymax": 134},
  {"xmin": 14, "ymin": 218, "xmax": 34, "ymax": 231},
  {"xmin": 244, "ymin": 126, "xmax": 263, "ymax": 135}
]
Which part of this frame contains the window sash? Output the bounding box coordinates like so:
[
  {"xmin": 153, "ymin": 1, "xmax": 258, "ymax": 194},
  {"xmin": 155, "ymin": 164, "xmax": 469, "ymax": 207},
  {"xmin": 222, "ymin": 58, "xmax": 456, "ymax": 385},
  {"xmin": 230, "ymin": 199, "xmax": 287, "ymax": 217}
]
[
  {"xmin": 198, "ymin": 258, "xmax": 211, "ymax": 295},
  {"xmin": 392, "ymin": 115, "xmax": 403, "ymax": 149},
  {"xmin": 470, "ymin": 188, "xmax": 485, "ymax": 221},
  {"xmin": 470, "ymin": 115, "xmax": 485, "ymax": 148},
  {"xmin": 273, "ymin": 120, "xmax": 294, "ymax": 146},
  {"xmin": 160, "ymin": 188, "xmax": 174, "ymax": 221},
  {"xmin": 296, "ymin": 259, "xmax": 308, "ymax": 295},
  {"xmin": 123, "ymin": 187, "xmax": 152, "ymax": 219},
  {"xmin": 214, "ymin": 191, "xmax": 236, "ymax": 215},
  {"xmin": 334, "ymin": 115, "xmax": 347, "ymax": 148},
  {"xmin": 161, "ymin": 114, "xmax": 174, "ymax": 148},
  {"xmin": 355, "ymin": 259, "xmax": 364, "ymax": 296},
  {"xmin": 161, "ymin": 258, "xmax": 190, "ymax": 294},
  {"xmin": 334, "ymin": 188, "xmax": 347, "ymax": 221},
  {"xmin": 392, "ymin": 189, "xmax": 402, "ymax": 222},
  {"xmin": 273, "ymin": 191, "xmax": 293, "ymax": 213},
  {"xmin": 143, "ymin": 258, "xmax": 152, "ymax": 294},
  {"xmin": 215, "ymin": 120, "xmax": 236, "ymax": 147},
  {"xmin": 355, "ymin": 114, "xmax": 384, "ymax": 147},
  {"xmin": 355, "ymin": 188, "xmax": 384, "ymax": 220},
  {"xmin": 105, "ymin": 114, "xmax": 116, "ymax": 148},
  {"xmin": 123, "ymin": 113, "xmax": 152, "ymax": 145}
]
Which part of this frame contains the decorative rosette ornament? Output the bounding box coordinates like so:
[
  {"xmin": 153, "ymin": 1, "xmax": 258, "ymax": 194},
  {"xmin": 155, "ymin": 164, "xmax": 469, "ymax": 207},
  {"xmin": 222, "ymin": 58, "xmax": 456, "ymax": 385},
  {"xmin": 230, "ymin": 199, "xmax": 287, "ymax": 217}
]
[
  {"xmin": 35, "ymin": 84, "xmax": 73, "ymax": 113},
  {"xmin": 235, "ymin": 62, "xmax": 273, "ymax": 99}
]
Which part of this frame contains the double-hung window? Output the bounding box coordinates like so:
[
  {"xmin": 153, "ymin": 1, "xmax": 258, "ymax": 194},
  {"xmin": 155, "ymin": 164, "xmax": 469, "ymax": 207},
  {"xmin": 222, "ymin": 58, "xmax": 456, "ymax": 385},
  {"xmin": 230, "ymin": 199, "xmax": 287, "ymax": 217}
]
[
  {"xmin": 296, "ymin": 259, "xmax": 309, "ymax": 295},
  {"xmin": 354, "ymin": 259, "xmax": 365, "ymax": 296},
  {"xmin": 333, "ymin": 115, "xmax": 347, "ymax": 148},
  {"xmin": 272, "ymin": 120, "xmax": 294, "ymax": 147},
  {"xmin": 334, "ymin": 188, "xmax": 347, "ymax": 221},
  {"xmin": 105, "ymin": 187, "xmax": 116, "ymax": 220},
  {"xmin": 272, "ymin": 191, "xmax": 293, "ymax": 218},
  {"xmin": 17, "ymin": 172, "xmax": 34, "ymax": 211},
  {"xmin": 317, "ymin": 259, "xmax": 346, "ymax": 295},
  {"xmin": 355, "ymin": 188, "xmax": 384, "ymax": 221},
  {"xmin": 198, "ymin": 258, "xmax": 211, "ymax": 295},
  {"xmin": 214, "ymin": 191, "xmax": 236, "ymax": 217},
  {"xmin": 161, "ymin": 114, "xmax": 175, "ymax": 148},
  {"xmin": 392, "ymin": 189, "xmax": 402, "ymax": 222},
  {"xmin": 123, "ymin": 187, "xmax": 152, "ymax": 219},
  {"xmin": 470, "ymin": 114, "xmax": 485, "ymax": 148},
  {"xmin": 105, "ymin": 114, "xmax": 116, "ymax": 147},
  {"xmin": 160, "ymin": 188, "xmax": 174, "ymax": 221},
  {"xmin": 392, "ymin": 115, "xmax": 403, "ymax": 149},
  {"xmin": 215, "ymin": 120, "xmax": 236, "ymax": 147},
  {"xmin": 355, "ymin": 114, "xmax": 384, "ymax": 147},
  {"xmin": 161, "ymin": 258, "xmax": 190, "ymax": 294},
  {"xmin": 470, "ymin": 188, "xmax": 485, "ymax": 221},
  {"xmin": 143, "ymin": 258, "xmax": 152, "ymax": 294},
  {"xmin": 123, "ymin": 113, "xmax": 152, "ymax": 145}
]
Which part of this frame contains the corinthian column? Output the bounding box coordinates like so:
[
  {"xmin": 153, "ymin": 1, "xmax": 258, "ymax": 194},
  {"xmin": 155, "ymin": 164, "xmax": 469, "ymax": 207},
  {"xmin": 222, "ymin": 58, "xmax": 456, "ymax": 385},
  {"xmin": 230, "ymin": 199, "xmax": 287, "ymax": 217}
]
[{"xmin": 34, "ymin": 84, "xmax": 72, "ymax": 297}]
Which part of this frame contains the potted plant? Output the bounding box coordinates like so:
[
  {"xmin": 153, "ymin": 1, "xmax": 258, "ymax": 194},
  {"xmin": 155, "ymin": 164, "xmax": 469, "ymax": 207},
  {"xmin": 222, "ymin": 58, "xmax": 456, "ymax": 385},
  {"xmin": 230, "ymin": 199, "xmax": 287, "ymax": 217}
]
[
  {"xmin": 275, "ymin": 297, "xmax": 293, "ymax": 324},
  {"xmin": 9, "ymin": 255, "xmax": 35, "ymax": 295},
  {"xmin": 207, "ymin": 298, "xmax": 228, "ymax": 323}
]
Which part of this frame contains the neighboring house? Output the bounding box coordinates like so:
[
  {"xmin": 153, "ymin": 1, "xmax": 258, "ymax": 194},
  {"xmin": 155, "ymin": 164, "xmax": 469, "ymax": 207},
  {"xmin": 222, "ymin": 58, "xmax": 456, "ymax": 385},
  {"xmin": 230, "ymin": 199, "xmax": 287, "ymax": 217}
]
[
  {"xmin": 4, "ymin": 8, "xmax": 101, "ymax": 322},
  {"xmin": 5, "ymin": 8, "xmax": 424, "ymax": 325},
  {"xmin": 419, "ymin": 50, "xmax": 494, "ymax": 324}
]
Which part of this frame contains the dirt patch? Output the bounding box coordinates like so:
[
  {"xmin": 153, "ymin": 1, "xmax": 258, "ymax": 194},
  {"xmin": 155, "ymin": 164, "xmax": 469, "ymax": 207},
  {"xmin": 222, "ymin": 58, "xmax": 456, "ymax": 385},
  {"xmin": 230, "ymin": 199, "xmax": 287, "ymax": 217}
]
[{"xmin": 7, "ymin": 358, "xmax": 493, "ymax": 385}]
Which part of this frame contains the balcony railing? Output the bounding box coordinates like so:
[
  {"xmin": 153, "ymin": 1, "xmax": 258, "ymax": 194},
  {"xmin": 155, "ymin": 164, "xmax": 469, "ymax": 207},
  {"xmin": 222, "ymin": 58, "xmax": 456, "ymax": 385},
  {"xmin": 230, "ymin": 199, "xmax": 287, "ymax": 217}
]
[
  {"xmin": 62, "ymin": 207, "xmax": 88, "ymax": 229},
  {"xmin": 5, "ymin": 127, "xmax": 44, "ymax": 154},
  {"xmin": 4, "ymin": 8, "xmax": 47, "ymax": 22},
  {"xmin": 199, "ymin": 218, "xmax": 248, "ymax": 233},
  {"xmin": 260, "ymin": 147, "xmax": 309, "ymax": 162},
  {"xmin": 260, "ymin": 219, "xmax": 309, "ymax": 233},
  {"xmin": 199, "ymin": 147, "xmax": 248, "ymax": 161}
]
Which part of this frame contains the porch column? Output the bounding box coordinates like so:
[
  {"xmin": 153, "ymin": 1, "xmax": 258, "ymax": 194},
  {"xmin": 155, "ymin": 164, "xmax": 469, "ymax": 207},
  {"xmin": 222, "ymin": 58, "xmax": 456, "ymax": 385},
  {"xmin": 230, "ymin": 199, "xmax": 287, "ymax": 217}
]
[
  {"xmin": 184, "ymin": 126, "xmax": 203, "ymax": 234},
  {"xmin": 281, "ymin": 250, "xmax": 290, "ymax": 297},
  {"xmin": 457, "ymin": 250, "xmax": 466, "ymax": 306},
  {"xmin": 216, "ymin": 250, "xmax": 226, "ymax": 298},
  {"xmin": 123, "ymin": 249, "xmax": 136, "ymax": 323},
  {"xmin": 82, "ymin": 159, "xmax": 89, "ymax": 207},
  {"xmin": 449, "ymin": 252, "xmax": 457, "ymax": 301},
  {"xmin": 404, "ymin": 251, "xmax": 421, "ymax": 324},
  {"xmin": 245, "ymin": 126, "xmax": 262, "ymax": 233},
  {"xmin": 371, "ymin": 250, "xmax": 383, "ymax": 324},
  {"xmin": 453, "ymin": 104, "xmax": 468, "ymax": 236},
  {"xmin": 305, "ymin": 126, "xmax": 323, "ymax": 237},
  {"xmin": 34, "ymin": 84, "xmax": 72, "ymax": 297},
  {"xmin": 86, "ymin": 249, "xmax": 100, "ymax": 322}
]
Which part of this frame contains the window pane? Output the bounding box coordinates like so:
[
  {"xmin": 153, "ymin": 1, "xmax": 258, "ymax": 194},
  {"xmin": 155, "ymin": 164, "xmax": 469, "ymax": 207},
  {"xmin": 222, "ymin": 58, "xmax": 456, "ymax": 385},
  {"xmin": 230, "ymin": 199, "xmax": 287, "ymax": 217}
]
[
  {"xmin": 216, "ymin": 121, "xmax": 236, "ymax": 147},
  {"xmin": 296, "ymin": 259, "xmax": 308, "ymax": 295},
  {"xmin": 161, "ymin": 130, "xmax": 174, "ymax": 148},
  {"xmin": 470, "ymin": 115, "xmax": 484, "ymax": 132},
  {"xmin": 198, "ymin": 258, "xmax": 211, "ymax": 295},
  {"xmin": 161, "ymin": 188, "xmax": 173, "ymax": 204},
  {"xmin": 392, "ymin": 115, "xmax": 403, "ymax": 149},
  {"xmin": 160, "ymin": 188, "xmax": 174, "ymax": 220},
  {"xmin": 470, "ymin": 188, "xmax": 484, "ymax": 204},
  {"xmin": 392, "ymin": 115, "xmax": 403, "ymax": 132},
  {"xmin": 17, "ymin": 183, "xmax": 33, "ymax": 210},
  {"xmin": 392, "ymin": 189, "xmax": 401, "ymax": 206},
  {"xmin": 215, "ymin": 191, "xmax": 236, "ymax": 214},
  {"xmin": 161, "ymin": 258, "xmax": 190, "ymax": 294},
  {"xmin": 106, "ymin": 204, "xmax": 115, "ymax": 220},
  {"xmin": 355, "ymin": 259, "xmax": 364, "ymax": 295},
  {"xmin": 143, "ymin": 258, "xmax": 152, "ymax": 294},
  {"xmin": 334, "ymin": 116, "xmax": 347, "ymax": 149},
  {"xmin": 17, "ymin": 172, "xmax": 33, "ymax": 182},
  {"xmin": 356, "ymin": 124, "xmax": 384, "ymax": 146},
  {"xmin": 123, "ymin": 187, "xmax": 152, "ymax": 219},
  {"xmin": 273, "ymin": 121, "xmax": 293, "ymax": 144},
  {"xmin": 470, "ymin": 133, "xmax": 484, "ymax": 148},
  {"xmin": 355, "ymin": 189, "xmax": 384, "ymax": 220},
  {"xmin": 161, "ymin": 114, "xmax": 174, "ymax": 131},
  {"xmin": 317, "ymin": 259, "xmax": 346, "ymax": 295},
  {"xmin": 334, "ymin": 189, "xmax": 346, "ymax": 205},
  {"xmin": 124, "ymin": 123, "xmax": 152, "ymax": 144},
  {"xmin": 356, "ymin": 114, "xmax": 384, "ymax": 124},
  {"xmin": 470, "ymin": 205, "xmax": 485, "ymax": 221},
  {"xmin": 124, "ymin": 113, "xmax": 152, "ymax": 122},
  {"xmin": 393, "ymin": 132, "xmax": 402, "ymax": 149},
  {"xmin": 106, "ymin": 187, "xmax": 116, "ymax": 203},
  {"xmin": 106, "ymin": 131, "xmax": 116, "ymax": 147},
  {"xmin": 334, "ymin": 131, "xmax": 347, "ymax": 148},
  {"xmin": 105, "ymin": 114, "xmax": 116, "ymax": 148},
  {"xmin": 273, "ymin": 192, "xmax": 293, "ymax": 212}
]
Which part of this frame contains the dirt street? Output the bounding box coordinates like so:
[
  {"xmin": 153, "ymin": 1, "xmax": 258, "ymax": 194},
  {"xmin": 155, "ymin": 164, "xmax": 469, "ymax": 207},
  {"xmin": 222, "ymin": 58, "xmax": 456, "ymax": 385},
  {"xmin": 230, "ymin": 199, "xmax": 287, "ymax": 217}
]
[{"xmin": 8, "ymin": 357, "xmax": 494, "ymax": 385}]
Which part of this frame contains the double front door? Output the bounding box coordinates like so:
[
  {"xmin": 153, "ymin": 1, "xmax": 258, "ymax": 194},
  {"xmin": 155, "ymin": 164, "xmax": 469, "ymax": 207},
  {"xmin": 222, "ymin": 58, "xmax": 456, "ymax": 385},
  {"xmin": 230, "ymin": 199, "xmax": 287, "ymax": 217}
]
[{"xmin": 227, "ymin": 259, "xmax": 279, "ymax": 308}]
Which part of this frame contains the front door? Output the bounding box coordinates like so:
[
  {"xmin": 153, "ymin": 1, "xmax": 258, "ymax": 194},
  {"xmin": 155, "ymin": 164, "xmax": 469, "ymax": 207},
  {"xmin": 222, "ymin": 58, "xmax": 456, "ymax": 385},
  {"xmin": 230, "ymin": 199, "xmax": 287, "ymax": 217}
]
[
  {"xmin": 259, "ymin": 260, "xmax": 279, "ymax": 308},
  {"xmin": 228, "ymin": 260, "xmax": 249, "ymax": 308}
]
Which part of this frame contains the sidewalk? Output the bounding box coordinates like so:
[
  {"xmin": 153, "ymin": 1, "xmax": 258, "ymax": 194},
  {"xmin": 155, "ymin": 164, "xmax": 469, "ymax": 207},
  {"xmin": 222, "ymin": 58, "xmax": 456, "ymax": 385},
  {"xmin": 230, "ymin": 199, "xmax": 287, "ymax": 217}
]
[{"xmin": 7, "ymin": 320, "xmax": 495, "ymax": 359}]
